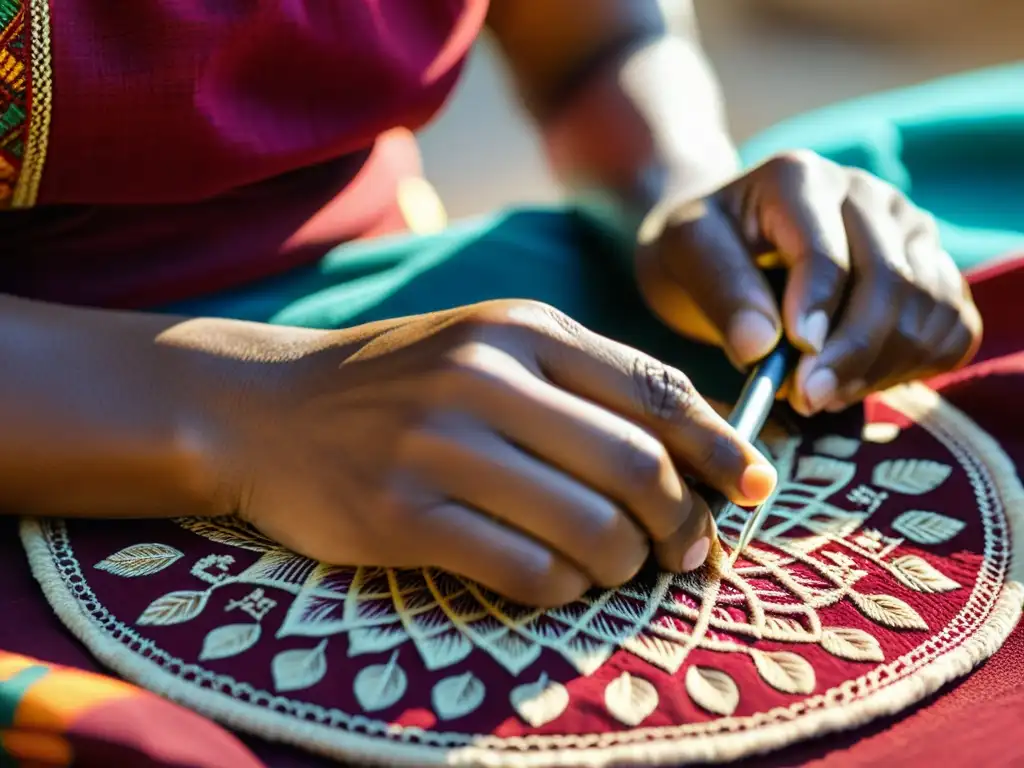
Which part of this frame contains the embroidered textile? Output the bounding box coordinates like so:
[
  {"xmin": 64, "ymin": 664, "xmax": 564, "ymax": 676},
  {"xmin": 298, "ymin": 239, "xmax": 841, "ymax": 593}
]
[
  {"xmin": 21, "ymin": 376, "xmax": 1024, "ymax": 766},
  {"xmin": 0, "ymin": 0, "xmax": 51, "ymax": 208},
  {"xmin": 0, "ymin": 650, "xmax": 262, "ymax": 766}
]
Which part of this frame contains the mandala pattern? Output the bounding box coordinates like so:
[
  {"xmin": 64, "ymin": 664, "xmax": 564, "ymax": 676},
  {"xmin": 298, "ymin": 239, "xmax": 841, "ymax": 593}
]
[{"xmin": 22, "ymin": 383, "xmax": 1024, "ymax": 767}]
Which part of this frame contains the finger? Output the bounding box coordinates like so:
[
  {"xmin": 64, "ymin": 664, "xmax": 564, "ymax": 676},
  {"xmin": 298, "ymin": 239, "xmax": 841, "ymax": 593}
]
[
  {"xmin": 411, "ymin": 500, "xmax": 591, "ymax": 608},
  {"xmin": 840, "ymin": 234, "xmax": 979, "ymax": 402},
  {"xmin": 443, "ymin": 340, "xmax": 697, "ymax": 550},
  {"xmin": 404, "ymin": 416, "xmax": 650, "ymax": 587},
  {"xmin": 791, "ymin": 198, "xmax": 904, "ymax": 415},
  {"xmin": 526, "ymin": 320, "xmax": 778, "ymax": 505},
  {"xmin": 653, "ymin": 491, "xmax": 717, "ymax": 574},
  {"xmin": 648, "ymin": 198, "xmax": 781, "ymax": 366},
  {"xmin": 750, "ymin": 156, "xmax": 851, "ymax": 354}
]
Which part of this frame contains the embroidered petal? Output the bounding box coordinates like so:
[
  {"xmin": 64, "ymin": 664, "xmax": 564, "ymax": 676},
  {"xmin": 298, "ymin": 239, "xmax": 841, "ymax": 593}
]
[
  {"xmin": 510, "ymin": 674, "xmax": 570, "ymax": 727},
  {"xmin": 872, "ymin": 459, "xmax": 952, "ymax": 495},
  {"xmin": 820, "ymin": 627, "xmax": 884, "ymax": 662},
  {"xmin": 432, "ymin": 672, "xmax": 486, "ymax": 720},
  {"xmin": 604, "ymin": 672, "xmax": 659, "ymax": 726},
  {"xmin": 752, "ymin": 651, "xmax": 815, "ymax": 695},
  {"xmin": 353, "ymin": 650, "xmax": 407, "ymax": 712},
  {"xmin": 271, "ymin": 640, "xmax": 328, "ymax": 693},
  {"xmin": 199, "ymin": 623, "xmax": 261, "ymax": 662},
  {"xmin": 892, "ymin": 510, "xmax": 966, "ymax": 545},
  {"xmin": 138, "ymin": 590, "xmax": 208, "ymax": 626},
  {"xmin": 685, "ymin": 666, "xmax": 739, "ymax": 716},
  {"xmin": 889, "ymin": 555, "xmax": 961, "ymax": 593},
  {"xmin": 95, "ymin": 543, "xmax": 183, "ymax": 577}
]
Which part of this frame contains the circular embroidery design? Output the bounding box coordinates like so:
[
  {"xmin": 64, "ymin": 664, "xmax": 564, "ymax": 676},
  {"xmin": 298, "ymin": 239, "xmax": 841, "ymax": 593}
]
[{"xmin": 22, "ymin": 384, "xmax": 1024, "ymax": 766}]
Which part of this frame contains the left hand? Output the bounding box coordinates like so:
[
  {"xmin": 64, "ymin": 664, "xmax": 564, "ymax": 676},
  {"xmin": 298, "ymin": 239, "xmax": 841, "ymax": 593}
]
[{"xmin": 634, "ymin": 150, "xmax": 983, "ymax": 415}]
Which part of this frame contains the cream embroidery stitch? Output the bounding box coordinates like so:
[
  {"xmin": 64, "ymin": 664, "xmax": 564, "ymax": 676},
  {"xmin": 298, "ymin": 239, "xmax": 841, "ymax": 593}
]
[
  {"xmin": 21, "ymin": 383, "xmax": 1024, "ymax": 767},
  {"xmin": 78, "ymin": 428, "xmax": 967, "ymax": 706}
]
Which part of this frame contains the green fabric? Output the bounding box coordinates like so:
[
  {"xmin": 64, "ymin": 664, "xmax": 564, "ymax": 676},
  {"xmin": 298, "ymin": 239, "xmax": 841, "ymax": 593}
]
[
  {"xmin": 166, "ymin": 64, "xmax": 1022, "ymax": 399},
  {"xmin": 169, "ymin": 207, "xmax": 745, "ymax": 400}
]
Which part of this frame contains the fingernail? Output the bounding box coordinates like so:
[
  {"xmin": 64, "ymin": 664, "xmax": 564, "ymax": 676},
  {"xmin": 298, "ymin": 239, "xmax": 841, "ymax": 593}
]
[
  {"xmin": 740, "ymin": 461, "xmax": 777, "ymax": 502},
  {"xmin": 798, "ymin": 310, "xmax": 829, "ymax": 353},
  {"xmin": 681, "ymin": 536, "xmax": 711, "ymax": 572},
  {"xmin": 727, "ymin": 310, "xmax": 779, "ymax": 364},
  {"xmin": 803, "ymin": 368, "xmax": 838, "ymax": 412}
]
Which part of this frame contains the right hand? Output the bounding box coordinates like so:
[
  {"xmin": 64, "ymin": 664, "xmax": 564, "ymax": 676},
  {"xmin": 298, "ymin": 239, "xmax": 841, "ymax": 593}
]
[{"xmin": 197, "ymin": 300, "xmax": 777, "ymax": 606}]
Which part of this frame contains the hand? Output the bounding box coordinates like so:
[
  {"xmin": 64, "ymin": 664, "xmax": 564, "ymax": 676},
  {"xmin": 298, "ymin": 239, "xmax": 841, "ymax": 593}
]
[
  {"xmin": 634, "ymin": 151, "xmax": 983, "ymax": 415},
  {"xmin": 199, "ymin": 302, "xmax": 777, "ymax": 606}
]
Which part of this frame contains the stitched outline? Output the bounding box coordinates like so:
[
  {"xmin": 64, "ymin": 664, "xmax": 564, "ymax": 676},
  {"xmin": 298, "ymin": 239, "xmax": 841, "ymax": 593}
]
[
  {"xmin": 20, "ymin": 383, "xmax": 1024, "ymax": 767},
  {"xmin": 10, "ymin": 0, "xmax": 51, "ymax": 207}
]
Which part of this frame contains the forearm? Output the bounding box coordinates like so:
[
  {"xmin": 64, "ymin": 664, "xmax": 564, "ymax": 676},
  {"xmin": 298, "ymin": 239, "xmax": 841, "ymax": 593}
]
[
  {"xmin": 0, "ymin": 295, "xmax": 229, "ymax": 518},
  {"xmin": 490, "ymin": 0, "xmax": 739, "ymax": 218}
]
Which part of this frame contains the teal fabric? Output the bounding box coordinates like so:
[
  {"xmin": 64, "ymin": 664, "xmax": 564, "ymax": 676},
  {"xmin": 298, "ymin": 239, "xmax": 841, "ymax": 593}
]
[
  {"xmin": 741, "ymin": 62, "xmax": 1024, "ymax": 269},
  {"xmin": 168, "ymin": 207, "xmax": 745, "ymax": 400},
  {"xmin": 167, "ymin": 64, "xmax": 1022, "ymax": 398}
]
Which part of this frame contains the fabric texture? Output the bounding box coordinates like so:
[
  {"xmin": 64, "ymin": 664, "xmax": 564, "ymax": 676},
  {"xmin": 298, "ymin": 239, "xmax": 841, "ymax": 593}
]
[
  {"xmin": 18, "ymin": 355, "xmax": 1024, "ymax": 764},
  {"xmin": 0, "ymin": 651, "xmax": 263, "ymax": 767},
  {"xmin": 0, "ymin": 0, "xmax": 487, "ymax": 307},
  {"xmin": 2, "ymin": 62, "xmax": 1024, "ymax": 768}
]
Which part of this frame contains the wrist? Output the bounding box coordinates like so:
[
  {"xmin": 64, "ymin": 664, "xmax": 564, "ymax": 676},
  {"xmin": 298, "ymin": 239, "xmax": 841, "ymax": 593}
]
[{"xmin": 165, "ymin": 318, "xmax": 340, "ymax": 521}]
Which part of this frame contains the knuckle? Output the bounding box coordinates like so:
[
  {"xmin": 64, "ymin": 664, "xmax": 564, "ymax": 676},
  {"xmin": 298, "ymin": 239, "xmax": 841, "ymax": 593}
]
[
  {"xmin": 846, "ymin": 167, "xmax": 892, "ymax": 198},
  {"xmin": 578, "ymin": 503, "xmax": 649, "ymax": 587},
  {"xmin": 765, "ymin": 149, "xmax": 819, "ymax": 175},
  {"xmin": 841, "ymin": 331, "xmax": 876, "ymax": 361},
  {"xmin": 617, "ymin": 428, "xmax": 672, "ymax": 496},
  {"xmin": 630, "ymin": 356, "xmax": 697, "ymax": 424},
  {"xmin": 693, "ymin": 429, "xmax": 742, "ymax": 477},
  {"xmin": 470, "ymin": 299, "xmax": 579, "ymax": 339},
  {"xmin": 428, "ymin": 341, "xmax": 512, "ymax": 402}
]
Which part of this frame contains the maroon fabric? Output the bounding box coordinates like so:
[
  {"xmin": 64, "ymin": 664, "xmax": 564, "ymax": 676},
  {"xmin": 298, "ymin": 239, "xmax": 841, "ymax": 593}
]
[
  {"xmin": 1, "ymin": 255, "xmax": 1023, "ymax": 767},
  {"xmin": 2, "ymin": 0, "xmax": 488, "ymax": 307}
]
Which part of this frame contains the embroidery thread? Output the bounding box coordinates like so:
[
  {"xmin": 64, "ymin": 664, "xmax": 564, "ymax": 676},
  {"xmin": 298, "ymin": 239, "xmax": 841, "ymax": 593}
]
[
  {"xmin": 0, "ymin": 0, "xmax": 52, "ymax": 207},
  {"xmin": 20, "ymin": 383, "xmax": 1024, "ymax": 766}
]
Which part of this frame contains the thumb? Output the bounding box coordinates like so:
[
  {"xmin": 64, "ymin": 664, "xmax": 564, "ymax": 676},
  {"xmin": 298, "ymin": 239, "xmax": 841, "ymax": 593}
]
[{"xmin": 654, "ymin": 199, "xmax": 782, "ymax": 366}]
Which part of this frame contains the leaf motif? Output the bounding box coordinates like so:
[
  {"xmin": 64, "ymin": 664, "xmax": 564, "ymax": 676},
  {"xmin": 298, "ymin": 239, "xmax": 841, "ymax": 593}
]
[
  {"xmin": 889, "ymin": 555, "xmax": 961, "ymax": 593},
  {"xmin": 795, "ymin": 456, "xmax": 857, "ymax": 486},
  {"xmin": 271, "ymin": 640, "xmax": 328, "ymax": 693},
  {"xmin": 432, "ymin": 672, "xmax": 486, "ymax": 720},
  {"xmin": 510, "ymin": 673, "xmax": 570, "ymax": 727},
  {"xmin": 685, "ymin": 666, "xmax": 739, "ymax": 716},
  {"xmin": 861, "ymin": 422, "xmax": 900, "ymax": 444},
  {"xmin": 174, "ymin": 518, "xmax": 277, "ymax": 552},
  {"xmin": 752, "ymin": 651, "xmax": 815, "ymax": 695},
  {"xmin": 764, "ymin": 615, "xmax": 805, "ymax": 636},
  {"xmin": 812, "ymin": 435, "xmax": 860, "ymax": 458},
  {"xmin": 852, "ymin": 592, "xmax": 928, "ymax": 631},
  {"xmin": 872, "ymin": 459, "xmax": 951, "ymax": 495},
  {"xmin": 820, "ymin": 627, "xmax": 884, "ymax": 662},
  {"xmin": 199, "ymin": 623, "xmax": 261, "ymax": 661},
  {"xmin": 891, "ymin": 510, "xmax": 966, "ymax": 545},
  {"xmin": 604, "ymin": 672, "xmax": 659, "ymax": 726},
  {"xmin": 95, "ymin": 543, "xmax": 183, "ymax": 577},
  {"xmin": 138, "ymin": 590, "xmax": 208, "ymax": 626},
  {"xmin": 353, "ymin": 650, "xmax": 407, "ymax": 712}
]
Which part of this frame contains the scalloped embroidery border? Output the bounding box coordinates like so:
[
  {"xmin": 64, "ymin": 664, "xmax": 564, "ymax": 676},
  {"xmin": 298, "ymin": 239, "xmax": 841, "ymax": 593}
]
[{"xmin": 21, "ymin": 383, "xmax": 1024, "ymax": 767}]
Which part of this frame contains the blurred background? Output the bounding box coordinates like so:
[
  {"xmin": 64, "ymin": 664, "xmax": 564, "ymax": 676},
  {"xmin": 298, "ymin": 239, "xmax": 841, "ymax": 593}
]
[{"xmin": 417, "ymin": 0, "xmax": 1022, "ymax": 220}]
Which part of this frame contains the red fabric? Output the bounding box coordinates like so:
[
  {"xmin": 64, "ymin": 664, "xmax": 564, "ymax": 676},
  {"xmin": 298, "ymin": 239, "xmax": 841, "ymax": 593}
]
[
  {"xmin": 0, "ymin": 255, "xmax": 1021, "ymax": 767},
  {"xmin": 2, "ymin": 0, "xmax": 489, "ymax": 307}
]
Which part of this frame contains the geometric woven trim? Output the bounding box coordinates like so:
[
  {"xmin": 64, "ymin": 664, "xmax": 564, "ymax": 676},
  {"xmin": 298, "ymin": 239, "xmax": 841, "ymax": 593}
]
[
  {"xmin": 0, "ymin": 0, "xmax": 52, "ymax": 208},
  {"xmin": 21, "ymin": 383, "xmax": 1024, "ymax": 767}
]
